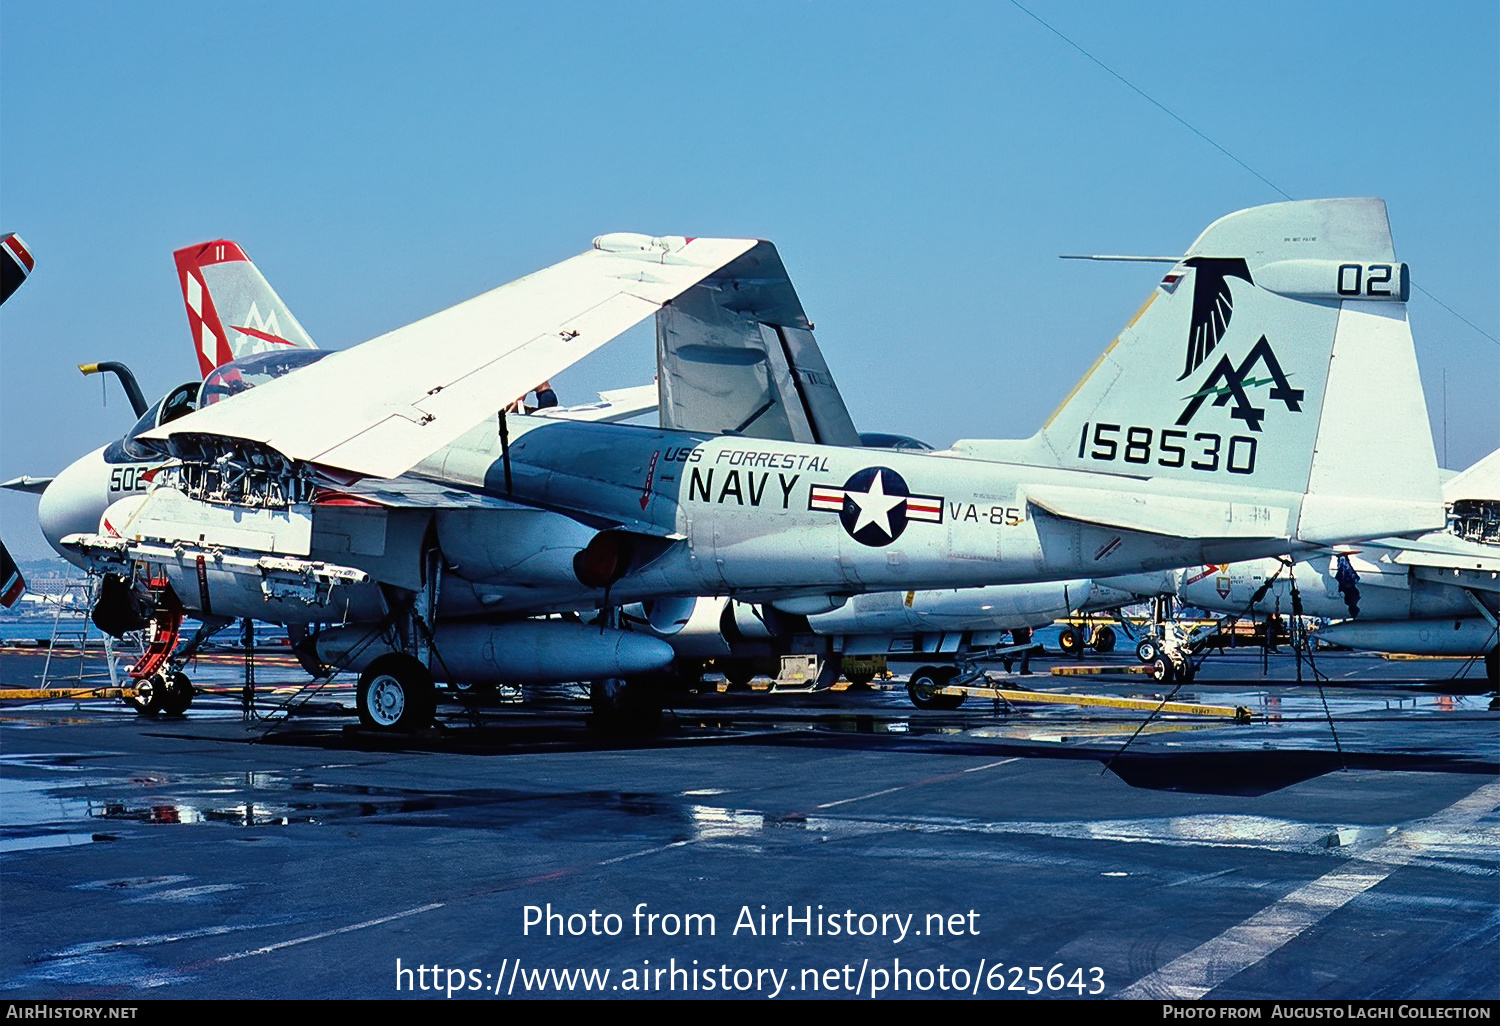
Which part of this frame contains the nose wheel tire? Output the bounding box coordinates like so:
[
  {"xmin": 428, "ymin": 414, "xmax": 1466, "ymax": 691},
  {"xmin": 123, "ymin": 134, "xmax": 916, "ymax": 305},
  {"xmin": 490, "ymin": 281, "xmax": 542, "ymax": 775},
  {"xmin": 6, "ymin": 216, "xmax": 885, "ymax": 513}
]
[
  {"xmin": 161, "ymin": 671, "xmax": 194, "ymax": 716},
  {"xmin": 128, "ymin": 674, "xmax": 166, "ymax": 717},
  {"xmin": 128, "ymin": 670, "xmax": 193, "ymax": 717},
  {"xmin": 907, "ymin": 666, "xmax": 965, "ymax": 710},
  {"xmin": 357, "ymin": 655, "xmax": 436, "ymax": 731},
  {"xmin": 720, "ymin": 661, "xmax": 756, "ymax": 691}
]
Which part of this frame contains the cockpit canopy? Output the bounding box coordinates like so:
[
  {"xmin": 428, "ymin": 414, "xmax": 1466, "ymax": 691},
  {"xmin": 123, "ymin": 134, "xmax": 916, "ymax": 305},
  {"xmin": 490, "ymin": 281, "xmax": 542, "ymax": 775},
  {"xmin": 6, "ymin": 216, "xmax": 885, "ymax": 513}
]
[
  {"xmin": 859, "ymin": 431, "xmax": 935, "ymax": 452},
  {"xmin": 200, "ymin": 348, "xmax": 330, "ymax": 407},
  {"xmin": 111, "ymin": 349, "xmax": 333, "ymax": 462},
  {"xmin": 114, "ymin": 381, "xmax": 201, "ymax": 461}
]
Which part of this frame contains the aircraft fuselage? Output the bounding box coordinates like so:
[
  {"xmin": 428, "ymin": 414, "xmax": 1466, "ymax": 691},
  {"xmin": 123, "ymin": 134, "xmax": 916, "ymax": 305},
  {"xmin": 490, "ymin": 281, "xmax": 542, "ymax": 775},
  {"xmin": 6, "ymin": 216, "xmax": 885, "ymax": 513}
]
[{"xmin": 423, "ymin": 415, "xmax": 1317, "ymax": 607}]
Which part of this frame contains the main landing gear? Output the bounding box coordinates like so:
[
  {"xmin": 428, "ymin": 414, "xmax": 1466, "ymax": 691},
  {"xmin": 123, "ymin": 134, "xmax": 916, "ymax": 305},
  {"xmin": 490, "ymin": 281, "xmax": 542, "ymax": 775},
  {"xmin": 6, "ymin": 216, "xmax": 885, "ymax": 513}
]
[
  {"xmin": 356, "ymin": 654, "xmax": 437, "ymax": 732},
  {"xmin": 1057, "ymin": 623, "xmax": 1117, "ymax": 656}
]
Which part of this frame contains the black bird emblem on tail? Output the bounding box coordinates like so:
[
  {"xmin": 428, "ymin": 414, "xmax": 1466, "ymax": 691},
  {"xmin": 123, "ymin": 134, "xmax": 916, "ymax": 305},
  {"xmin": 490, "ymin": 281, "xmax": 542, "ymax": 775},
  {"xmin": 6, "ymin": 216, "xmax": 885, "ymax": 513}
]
[{"xmin": 1178, "ymin": 257, "xmax": 1254, "ymax": 380}]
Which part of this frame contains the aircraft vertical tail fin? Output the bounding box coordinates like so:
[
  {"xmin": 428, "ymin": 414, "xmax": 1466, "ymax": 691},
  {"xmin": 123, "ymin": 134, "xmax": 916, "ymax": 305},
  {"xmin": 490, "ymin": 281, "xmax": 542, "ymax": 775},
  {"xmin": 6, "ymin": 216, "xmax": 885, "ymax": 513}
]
[
  {"xmin": 955, "ymin": 198, "xmax": 1442, "ymax": 542},
  {"xmin": 174, "ymin": 240, "xmax": 317, "ymax": 378},
  {"xmin": 0, "ymin": 539, "xmax": 25, "ymax": 608},
  {"xmin": 0, "ymin": 233, "xmax": 34, "ymax": 305}
]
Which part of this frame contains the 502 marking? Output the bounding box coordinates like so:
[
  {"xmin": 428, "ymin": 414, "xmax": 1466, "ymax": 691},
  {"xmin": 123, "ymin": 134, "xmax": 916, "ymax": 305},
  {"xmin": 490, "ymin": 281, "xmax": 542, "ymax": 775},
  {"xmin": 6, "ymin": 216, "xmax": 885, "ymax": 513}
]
[
  {"xmin": 108, "ymin": 466, "xmax": 151, "ymax": 493},
  {"xmin": 1077, "ymin": 422, "xmax": 1256, "ymax": 475}
]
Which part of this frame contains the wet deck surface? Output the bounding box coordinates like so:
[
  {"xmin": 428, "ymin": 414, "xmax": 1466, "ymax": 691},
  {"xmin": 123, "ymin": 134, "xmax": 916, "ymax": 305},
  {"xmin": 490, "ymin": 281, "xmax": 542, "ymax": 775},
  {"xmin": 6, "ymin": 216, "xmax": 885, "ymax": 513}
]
[{"xmin": 2, "ymin": 646, "xmax": 1496, "ymax": 1000}]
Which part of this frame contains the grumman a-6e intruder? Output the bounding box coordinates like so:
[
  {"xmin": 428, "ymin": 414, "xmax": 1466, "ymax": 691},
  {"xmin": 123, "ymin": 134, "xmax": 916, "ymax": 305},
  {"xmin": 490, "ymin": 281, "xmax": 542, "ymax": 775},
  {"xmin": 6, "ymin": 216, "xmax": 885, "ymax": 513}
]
[{"xmin": 49, "ymin": 199, "xmax": 1445, "ymax": 728}]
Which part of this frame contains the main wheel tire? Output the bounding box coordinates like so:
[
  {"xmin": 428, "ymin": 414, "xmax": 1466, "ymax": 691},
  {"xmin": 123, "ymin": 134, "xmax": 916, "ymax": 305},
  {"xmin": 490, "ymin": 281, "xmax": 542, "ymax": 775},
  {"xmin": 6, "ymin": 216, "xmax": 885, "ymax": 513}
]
[
  {"xmin": 1485, "ymin": 648, "xmax": 1498, "ymax": 689},
  {"xmin": 1090, "ymin": 625, "xmax": 1117, "ymax": 654},
  {"xmin": 844, "ymin": 671, "xmax": 875, "ymax": 689},
  {"xmin": 357, "ymin": 654, "xmax": 435, "ymax": 731},
  {"xmin": 161, "ymin": 671, "xmax": 194, "ymax": 716},
  {"xmin": 1137, "ymin": 639, "xmax": 1159, "ymax": 663},
  {"xmin": 1058, "ymin": 627, "xmax": 1083, "ymax": 656},
  {"xmin": 1149, "ymin": 656, "xmax": 1176, "ymax": 683}
]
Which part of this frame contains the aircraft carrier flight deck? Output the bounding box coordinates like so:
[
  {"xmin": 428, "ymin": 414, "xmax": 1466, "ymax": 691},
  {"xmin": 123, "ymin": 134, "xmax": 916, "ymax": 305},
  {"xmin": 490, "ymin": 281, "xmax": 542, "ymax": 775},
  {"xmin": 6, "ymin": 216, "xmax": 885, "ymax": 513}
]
[{"xmin": 2, "ymin": 643, "xmax": 1494, "ymax": 1001}]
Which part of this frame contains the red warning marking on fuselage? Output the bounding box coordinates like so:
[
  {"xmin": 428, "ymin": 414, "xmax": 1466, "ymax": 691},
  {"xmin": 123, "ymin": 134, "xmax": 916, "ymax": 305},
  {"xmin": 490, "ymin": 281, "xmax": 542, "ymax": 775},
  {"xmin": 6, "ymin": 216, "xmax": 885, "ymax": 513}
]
[
  {"xmin": 640, "ymin": 450, "xmax": 660, "ymax": 510},
  {"xmin": 1185, "ymin": 564, "xmax": 1228, "ymax": 586}
]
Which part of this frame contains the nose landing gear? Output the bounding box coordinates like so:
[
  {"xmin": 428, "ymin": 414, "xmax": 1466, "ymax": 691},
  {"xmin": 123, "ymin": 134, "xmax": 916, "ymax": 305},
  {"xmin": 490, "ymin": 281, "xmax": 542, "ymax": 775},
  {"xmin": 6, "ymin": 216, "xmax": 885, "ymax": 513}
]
[{"xmin": 129, "ymin": 669, "xmax": 194, "ymax": 717}]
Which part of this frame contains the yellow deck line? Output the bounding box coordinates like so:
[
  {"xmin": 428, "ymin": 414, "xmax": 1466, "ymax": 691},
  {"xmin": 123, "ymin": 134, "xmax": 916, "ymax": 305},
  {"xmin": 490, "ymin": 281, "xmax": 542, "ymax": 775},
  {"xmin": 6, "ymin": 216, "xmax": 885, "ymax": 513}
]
[
  {"xmin": 940, "ymin": 684, "xmax": 1251, "ymax": 721},
  {"xmin": 0, "ymin": 686, "xmax": 135, "ymax": 701}
]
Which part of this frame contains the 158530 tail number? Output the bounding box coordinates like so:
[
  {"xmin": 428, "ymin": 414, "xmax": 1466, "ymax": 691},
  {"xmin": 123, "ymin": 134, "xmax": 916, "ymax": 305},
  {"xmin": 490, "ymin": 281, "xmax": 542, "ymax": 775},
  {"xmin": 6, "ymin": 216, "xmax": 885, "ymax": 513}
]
[{"xmin": 1076, "ymin": 422, "xmax": 1256, "ymax": 475}]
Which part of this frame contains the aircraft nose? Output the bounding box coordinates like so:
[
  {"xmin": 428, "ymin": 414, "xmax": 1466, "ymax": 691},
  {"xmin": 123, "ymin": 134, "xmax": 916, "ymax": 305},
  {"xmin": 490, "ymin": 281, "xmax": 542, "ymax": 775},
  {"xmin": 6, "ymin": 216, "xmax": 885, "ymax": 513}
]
[{"xmin": 38, "ymin": 445, "xmax": 110, "ymax": 567}]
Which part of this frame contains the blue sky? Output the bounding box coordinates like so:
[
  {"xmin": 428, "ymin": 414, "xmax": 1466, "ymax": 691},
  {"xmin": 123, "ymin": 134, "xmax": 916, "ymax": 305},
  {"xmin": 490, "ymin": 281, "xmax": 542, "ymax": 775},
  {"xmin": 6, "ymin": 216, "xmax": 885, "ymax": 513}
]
[{"xmin": 2, "ymin": 1, "xmax": 1496, "ymax": 560}]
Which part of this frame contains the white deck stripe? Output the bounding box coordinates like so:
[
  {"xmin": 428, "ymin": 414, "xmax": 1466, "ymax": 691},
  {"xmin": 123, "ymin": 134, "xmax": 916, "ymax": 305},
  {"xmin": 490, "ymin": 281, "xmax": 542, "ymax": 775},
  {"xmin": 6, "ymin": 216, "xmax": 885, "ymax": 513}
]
[
  {"xmin": 215, "ymin": 902, "xmax": 446, "ymax": 962},
  {"xmin": 1116, "ymin": 779, "xmax": 1500, "ymax": 999},
  {"xmin": 814, "ymin": 759, "xmax": 1018, "ymax": 810}
]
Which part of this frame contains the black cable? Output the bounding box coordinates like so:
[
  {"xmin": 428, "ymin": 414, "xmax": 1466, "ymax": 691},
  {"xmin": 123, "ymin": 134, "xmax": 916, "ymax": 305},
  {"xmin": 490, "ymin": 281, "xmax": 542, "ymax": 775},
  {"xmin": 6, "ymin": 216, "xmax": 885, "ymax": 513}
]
[
  {"xmin": 1288, "ymin": 573, "xmax": 1345, "ymax": 769},
  {"xmin": 1008, "ymin": 0, "xmax": 1291, "ymax": 201},
  {"xmin": 1008, "ymin": 0, "xmax": 1499, "ymax": 349},
  {"xmin": 1099, "ymin": 675, "xmax": 1188, "ymax": 777},
  {"xmin": 1103, "ymin": 560, "xmax": 1291, "ymax": 774},
  {"xmin": 252, "ymin": 620, "xmax": 389, "ymax": 740},
  {"xmin": 1185, "ymin": 558, "xmax": 1290, "ymax": 675}
]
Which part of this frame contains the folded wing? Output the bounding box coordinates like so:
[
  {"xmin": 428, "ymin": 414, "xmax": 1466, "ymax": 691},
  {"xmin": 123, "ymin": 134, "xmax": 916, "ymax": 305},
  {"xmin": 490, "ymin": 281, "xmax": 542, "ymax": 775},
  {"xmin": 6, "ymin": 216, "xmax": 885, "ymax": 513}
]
[
  {"xmin": 657, "ymin": 241, "xmax": 861, "ymax": 446},
  {"xmin": 144, "ymin": 234, "xmax": 757, "ymax": 480}
]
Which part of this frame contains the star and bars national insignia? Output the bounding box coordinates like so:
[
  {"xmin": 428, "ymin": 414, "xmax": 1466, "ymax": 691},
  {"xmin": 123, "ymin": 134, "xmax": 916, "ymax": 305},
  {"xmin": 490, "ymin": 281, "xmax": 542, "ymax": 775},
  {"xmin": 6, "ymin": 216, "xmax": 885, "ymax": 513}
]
[{"xmin": 809, "ymin": 467, "xmax": 943, "ymax": 547}]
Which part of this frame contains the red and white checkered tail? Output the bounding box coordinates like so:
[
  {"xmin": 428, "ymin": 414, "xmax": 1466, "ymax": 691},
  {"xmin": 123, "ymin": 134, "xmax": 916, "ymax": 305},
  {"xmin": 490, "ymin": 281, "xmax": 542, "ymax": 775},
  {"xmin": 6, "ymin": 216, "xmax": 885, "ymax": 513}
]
[{"xmin": 174, "ymin": 240, "xmax": 317, "ymax": 379}]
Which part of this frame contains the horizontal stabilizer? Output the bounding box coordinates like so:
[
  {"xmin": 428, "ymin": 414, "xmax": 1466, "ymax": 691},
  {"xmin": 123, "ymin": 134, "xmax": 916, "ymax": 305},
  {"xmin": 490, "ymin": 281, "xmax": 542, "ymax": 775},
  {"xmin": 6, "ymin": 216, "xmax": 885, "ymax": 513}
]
[
  {"xmin": 146, "ymin": 235, "xmax": 758, "ymax": 480},
  {"xmin": 1443, "ymin": 448, "xmax": 1500, "ymax": 504},
  {"xmin": 532, "ymin": 383, "xmax": 659, "ymax": 424},
  {"xmin": 1026, "ymin": 485, "xmax": 1290, "ymax": 540},
  {"xmin": 1392, "ymin": 541, "xmax": 1500, "ymax": 574}
]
